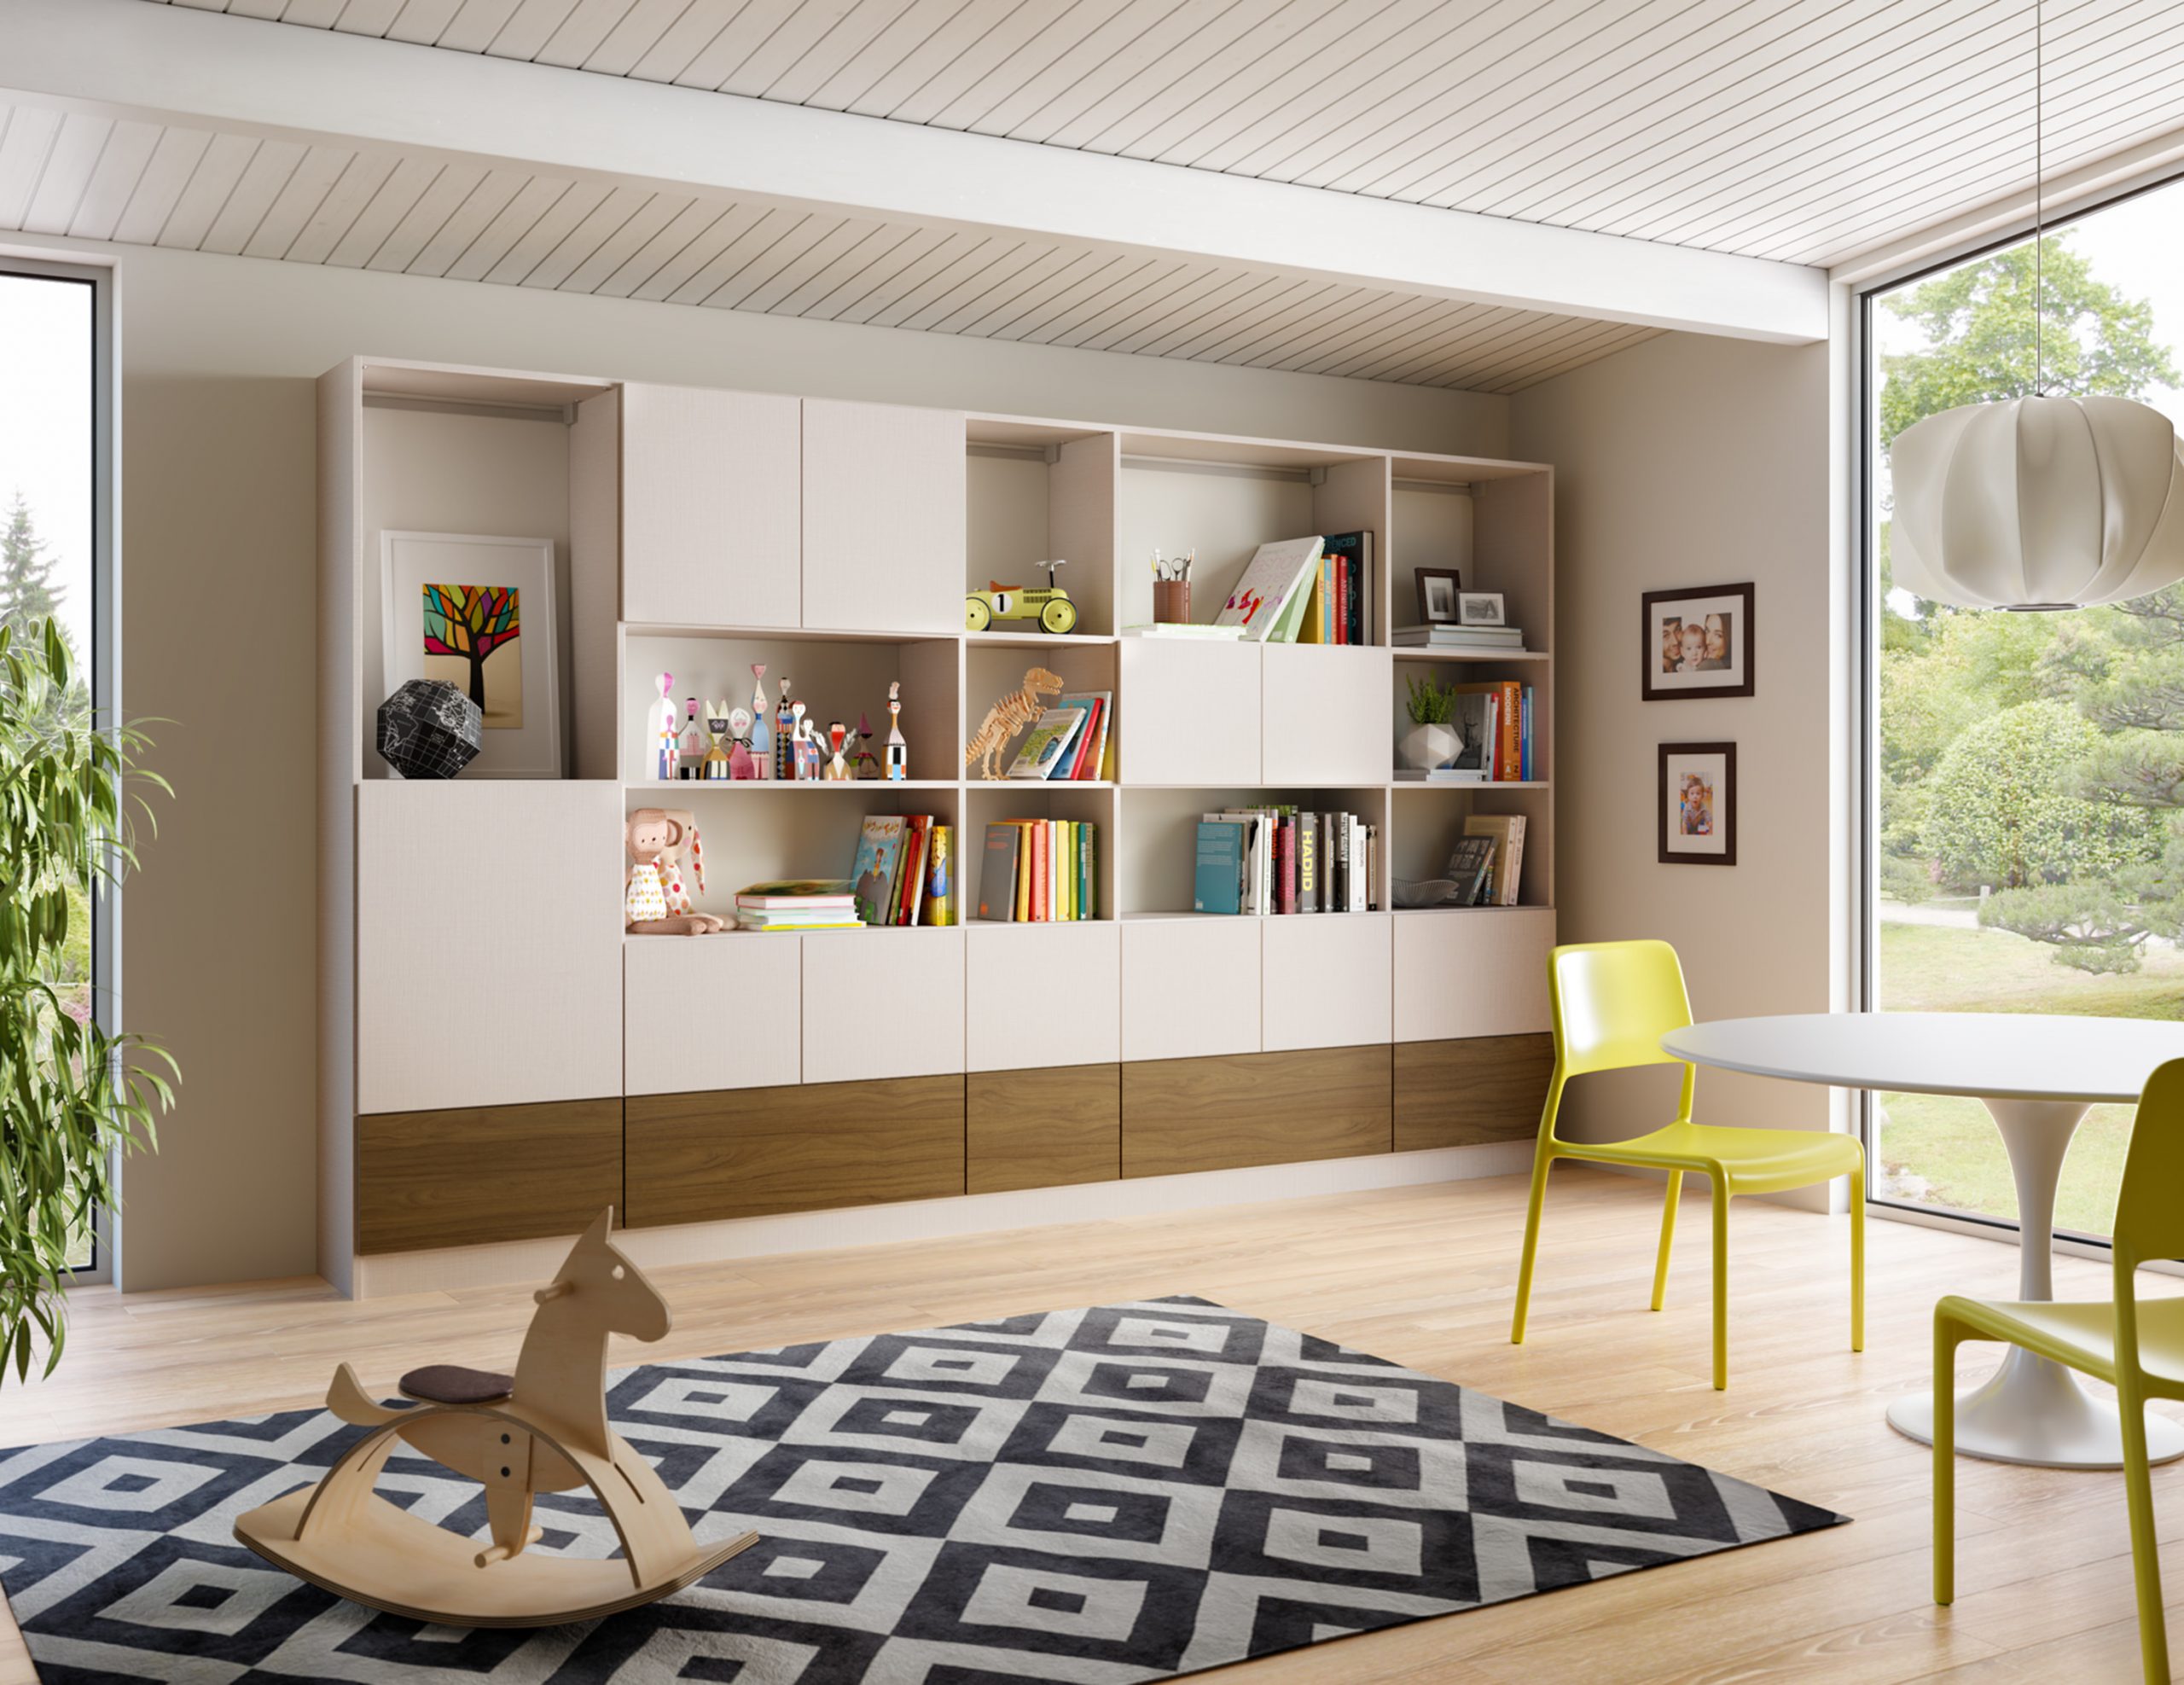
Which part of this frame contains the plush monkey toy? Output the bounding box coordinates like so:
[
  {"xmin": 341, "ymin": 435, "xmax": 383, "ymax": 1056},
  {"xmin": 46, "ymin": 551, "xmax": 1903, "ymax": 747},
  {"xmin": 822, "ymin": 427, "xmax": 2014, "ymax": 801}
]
[{"xmin": 624, "ymin": 807, "xmax": 725, "ymax": 935}]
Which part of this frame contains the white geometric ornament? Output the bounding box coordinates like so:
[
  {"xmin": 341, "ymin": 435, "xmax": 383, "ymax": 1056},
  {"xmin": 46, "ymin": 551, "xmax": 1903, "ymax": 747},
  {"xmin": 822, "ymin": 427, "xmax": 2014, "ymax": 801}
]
[{"xmin": 1891, "ymin": 392, "xmax": 2184, "ymax": 610}]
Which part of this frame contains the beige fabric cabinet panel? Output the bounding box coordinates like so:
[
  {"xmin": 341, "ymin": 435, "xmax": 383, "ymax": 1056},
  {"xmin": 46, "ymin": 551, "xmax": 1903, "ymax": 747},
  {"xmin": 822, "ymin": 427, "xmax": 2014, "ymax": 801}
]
[
  {"xmin": 356, "ymin": 781, "xmax": 623, "ymax": 1115},
  {"xmin": 1263, "ymin": 645, "xmax": 1392, "ymax": 784},
  {"xmin": 1118, "ymin": 641, "xmax": 1261, "ymax": 786},
  {"xmin": 1391, "ymin": 908, "xmax": 1555, "ymax": 1042},
  {"xmin": 1263, "ymin": 913, "xmax": 1392, "ymax": 1052},
  {"xmin": 1121, "ymin": 918, "xmax": 1260, "ymax": 1061},
  {"xmin": 621, "ymin": 384, "xmax": 801, "ymax": 629},
  {"xmin": 626, "ymin": 934, "xmax": 800, "ymax": 1096},
  {"xmin": 802, "ymin": 927, "xmax": 965, "ymax": 1084},
  {"xmin": 967, "ymin": 921, "xmax": 1120, "ymax": 1072},
  {"xmin": 801, "ymin": 399, "xmax": 965, "ymax": 634}
]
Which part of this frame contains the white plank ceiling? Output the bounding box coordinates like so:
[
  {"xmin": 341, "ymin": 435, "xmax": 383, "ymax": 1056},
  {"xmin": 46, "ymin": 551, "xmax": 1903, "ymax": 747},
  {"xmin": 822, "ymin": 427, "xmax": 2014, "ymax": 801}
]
[
  {"xmin": 136, "ymin": 0, "xmax": 2184, "ymax": 270},
  {"xmin": 0, "ymin": 93, "xmax": 1663, "ymax": 392}
]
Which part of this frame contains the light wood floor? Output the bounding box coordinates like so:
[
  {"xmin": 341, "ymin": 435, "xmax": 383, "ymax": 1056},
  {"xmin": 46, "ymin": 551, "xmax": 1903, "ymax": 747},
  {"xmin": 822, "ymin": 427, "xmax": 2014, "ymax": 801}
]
[{"xmin": 4, "ymin": 1166, "xmax": 2181, "ymax": 1682}]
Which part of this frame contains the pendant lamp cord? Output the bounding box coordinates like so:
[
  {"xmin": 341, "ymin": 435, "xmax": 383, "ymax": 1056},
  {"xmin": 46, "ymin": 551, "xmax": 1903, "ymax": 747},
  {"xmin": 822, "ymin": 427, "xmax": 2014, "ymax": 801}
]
[{"xmin": 2034, "ymin": 0, "xmax": 2045, "ymax": 396}]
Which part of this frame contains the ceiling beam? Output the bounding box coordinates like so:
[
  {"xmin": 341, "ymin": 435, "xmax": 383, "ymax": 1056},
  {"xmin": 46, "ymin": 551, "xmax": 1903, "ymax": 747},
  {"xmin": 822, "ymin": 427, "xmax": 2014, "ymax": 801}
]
[{"xmin": 9, "ymin": 0, "xmax": 1828, "ymax": 344}]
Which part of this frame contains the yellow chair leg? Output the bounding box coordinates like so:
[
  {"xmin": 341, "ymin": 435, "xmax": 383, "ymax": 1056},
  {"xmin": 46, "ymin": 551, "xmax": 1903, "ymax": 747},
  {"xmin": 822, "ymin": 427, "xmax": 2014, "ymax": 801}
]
[
  {"xmin": 2117, "ymin": 1373, "xmax": 2171, "ymax": 1684},
  {"xmin": 1933, "ymin": 1314, "xmax": 1956, "ymax": 1608},
  {"xmin": 1511, "ymin": 1146, "xmax": 1555, "ymax": 1345},
  {"xmin": 1710, "ymin": 1174, "xmax": 1729, "ymax": 1392},
  {"xmin": 1650, "ymin": 1171, "xmax": 1682, "ymax": 1311},
  {"xmin": 1850, "ymin": 1175, "xmax": 1866, "ymax": 1353}
]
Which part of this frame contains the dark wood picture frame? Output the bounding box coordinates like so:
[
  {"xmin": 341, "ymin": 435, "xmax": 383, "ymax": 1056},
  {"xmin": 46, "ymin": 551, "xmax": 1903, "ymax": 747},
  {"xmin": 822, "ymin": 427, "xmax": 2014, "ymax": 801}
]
[
  {"xmin": 1641, "ymin": 581, "xmax": 1756, "ymax": 700},
  {"xmin": 1414, "ymin": 567, "xmax": 1461, "ymax": 625},
  {"xmin": 1658, "ymin": 741, "xmax": 1737, "ymax": 866}
]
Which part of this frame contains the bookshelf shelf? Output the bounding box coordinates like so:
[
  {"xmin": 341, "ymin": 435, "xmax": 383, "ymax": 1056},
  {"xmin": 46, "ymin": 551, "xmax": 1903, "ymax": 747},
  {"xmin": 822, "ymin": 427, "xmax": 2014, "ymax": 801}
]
[{"xmin": 325, "ymin": 357, "xmax": 1552, "ymax": 1280}]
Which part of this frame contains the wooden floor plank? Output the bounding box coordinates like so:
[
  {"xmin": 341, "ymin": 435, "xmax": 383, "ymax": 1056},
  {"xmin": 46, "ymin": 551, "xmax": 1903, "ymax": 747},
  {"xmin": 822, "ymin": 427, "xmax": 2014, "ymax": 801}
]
[{"xmin": 3, "ymin": 1166, "xmax": 2181, "ymax": 1679}]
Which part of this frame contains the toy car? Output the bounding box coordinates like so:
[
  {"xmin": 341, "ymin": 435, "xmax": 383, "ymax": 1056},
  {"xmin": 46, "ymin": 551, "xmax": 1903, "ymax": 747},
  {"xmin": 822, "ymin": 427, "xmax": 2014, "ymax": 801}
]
[{"xmin": 967, "ymin": 560, "xmax": 1077, "ymax": 635}]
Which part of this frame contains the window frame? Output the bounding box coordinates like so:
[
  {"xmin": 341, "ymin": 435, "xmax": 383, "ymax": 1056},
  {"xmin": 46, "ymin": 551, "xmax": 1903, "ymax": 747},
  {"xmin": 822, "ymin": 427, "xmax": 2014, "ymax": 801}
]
[
  {"xmin": 1, "ymin": 253, "xmax": 119, "ymax": 1287},
  {"xmin": 1853, "ymin": 167, "xmax": 2184, "ymax": 1263}
]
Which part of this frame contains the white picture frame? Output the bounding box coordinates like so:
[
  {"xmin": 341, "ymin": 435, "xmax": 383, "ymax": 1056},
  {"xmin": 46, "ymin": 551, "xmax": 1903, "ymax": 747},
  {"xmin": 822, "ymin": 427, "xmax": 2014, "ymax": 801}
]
[
  {"xmin": 381, "ymin": 532, "xmax": 561, "ymax": 778},
  {"xmin": 1456, "ymin": 591, "xmax": 1506, "ymax": 627}
]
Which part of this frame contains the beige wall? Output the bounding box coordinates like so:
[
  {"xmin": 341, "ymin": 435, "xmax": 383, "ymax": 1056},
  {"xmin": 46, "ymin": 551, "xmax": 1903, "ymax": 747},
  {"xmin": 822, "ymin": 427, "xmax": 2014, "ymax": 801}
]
[
  {"xmin": 1511, "ymin": 329, "xmax": 1850, "ymax": 1201},
  {"xmin": 24, "ymin": 236, "xmax": 1510, "ymax": 1291}
]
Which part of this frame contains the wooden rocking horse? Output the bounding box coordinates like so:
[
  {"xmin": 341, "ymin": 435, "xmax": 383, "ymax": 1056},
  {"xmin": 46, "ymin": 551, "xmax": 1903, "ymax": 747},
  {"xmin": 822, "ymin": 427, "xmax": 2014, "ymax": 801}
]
[{"xmin": 235, "ymin": 1211, "xmax": 757, "ymax": 1627}]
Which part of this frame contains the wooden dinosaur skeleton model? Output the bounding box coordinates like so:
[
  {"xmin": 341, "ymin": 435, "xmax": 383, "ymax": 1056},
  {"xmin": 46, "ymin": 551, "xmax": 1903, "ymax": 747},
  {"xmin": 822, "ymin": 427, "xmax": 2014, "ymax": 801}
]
[
  {"xmin": 234, "ymin": 1211, "xmax": 757, "ymax": 1627},
  {"xmin": 965, "ymin": 665, "xmax": 1065, "ymax": 780}
]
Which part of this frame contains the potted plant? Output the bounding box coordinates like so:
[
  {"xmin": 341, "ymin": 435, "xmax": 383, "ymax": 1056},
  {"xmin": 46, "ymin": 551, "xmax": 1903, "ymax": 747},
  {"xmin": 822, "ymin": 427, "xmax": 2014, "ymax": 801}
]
[
  {"xmin": 1401, "ymin": 673, "xmax": 1461, "ymax": 772},
  {"xmin": 0, "ymin": 620, "xmax": 172, "ymax": 1379}
]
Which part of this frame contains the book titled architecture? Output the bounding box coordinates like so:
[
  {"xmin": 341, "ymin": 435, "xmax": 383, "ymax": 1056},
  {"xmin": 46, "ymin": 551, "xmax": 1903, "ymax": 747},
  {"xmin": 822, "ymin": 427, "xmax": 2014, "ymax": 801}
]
[{"xmin": 977, "ymin": 822, "xmax": 1022, "ymax": 921}]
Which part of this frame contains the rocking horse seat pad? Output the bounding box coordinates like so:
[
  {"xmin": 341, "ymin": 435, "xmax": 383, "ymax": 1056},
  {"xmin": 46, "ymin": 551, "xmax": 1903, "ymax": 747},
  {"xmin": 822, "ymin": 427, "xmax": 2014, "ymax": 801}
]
[{"xmin": 398, "ymin": 1364, "xmax": 514, "ymax": 1405}]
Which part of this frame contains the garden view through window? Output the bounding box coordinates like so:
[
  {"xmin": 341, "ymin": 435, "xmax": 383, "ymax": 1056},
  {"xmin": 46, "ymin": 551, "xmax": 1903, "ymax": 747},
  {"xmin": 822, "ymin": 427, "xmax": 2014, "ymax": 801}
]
[
  {"xmin": 1872, "ymin": 177, "xmax": 2184, "ymax": 1239},
  {"xmin": 0, "ymin": 270, "xmax": 98, "ymax": 1270}
]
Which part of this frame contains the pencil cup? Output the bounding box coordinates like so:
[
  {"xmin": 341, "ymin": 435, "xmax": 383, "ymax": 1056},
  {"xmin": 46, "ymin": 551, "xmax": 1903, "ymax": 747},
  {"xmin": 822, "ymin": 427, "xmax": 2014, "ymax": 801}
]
[{"xmin": 1153, "ymin": 580, "xmax": 1191, "ymax": 624}]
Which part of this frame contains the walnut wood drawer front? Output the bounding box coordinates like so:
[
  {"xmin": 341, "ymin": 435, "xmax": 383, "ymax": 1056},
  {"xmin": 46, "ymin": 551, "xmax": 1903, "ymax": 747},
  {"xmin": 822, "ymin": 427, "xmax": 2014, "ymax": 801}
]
[
  {"xmin": 1392, "ymin": 1033, "xmax": 1554, "ymax": 1153},
  {"xmin": 356, "ymin": 1098, "xmax": 623, "ymax": 1254},
  {"xmin": 967, "ymin": 1065, "xmax": 1120, "ymax": 1194},
  {"xmin": 626, "ymin": 1075, "xmax": 965, "ymax": 1228},
  {"xmin": 1122, "ymin": 1046, "xmax": 1391, "ymax": 1179}
]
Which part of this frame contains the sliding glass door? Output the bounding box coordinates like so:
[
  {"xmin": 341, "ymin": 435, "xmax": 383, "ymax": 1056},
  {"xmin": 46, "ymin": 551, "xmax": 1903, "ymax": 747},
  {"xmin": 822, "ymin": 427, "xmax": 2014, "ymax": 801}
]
[{"xmin": 1863, "ymin": 175, "xmax": 2184, "ymax": 1241}]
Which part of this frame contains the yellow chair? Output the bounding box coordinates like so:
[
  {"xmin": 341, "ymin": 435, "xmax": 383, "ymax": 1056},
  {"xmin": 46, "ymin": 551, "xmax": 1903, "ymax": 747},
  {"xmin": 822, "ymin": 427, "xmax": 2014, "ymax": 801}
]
[
  {"xmin": 1509, "ymin": 939, "xmax": 1865, "ymax": 1391},
  {"xmin": 1934, "ymin": 1055, "xmax": 2184, "ymax": 1684}
]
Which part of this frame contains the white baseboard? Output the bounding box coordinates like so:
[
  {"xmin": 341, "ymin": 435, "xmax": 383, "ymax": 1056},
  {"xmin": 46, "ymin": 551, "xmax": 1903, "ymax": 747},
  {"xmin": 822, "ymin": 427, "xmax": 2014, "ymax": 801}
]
[{"xmin": 350, "ymin": 1140, "xmax": 1535, "ymax": 1299}]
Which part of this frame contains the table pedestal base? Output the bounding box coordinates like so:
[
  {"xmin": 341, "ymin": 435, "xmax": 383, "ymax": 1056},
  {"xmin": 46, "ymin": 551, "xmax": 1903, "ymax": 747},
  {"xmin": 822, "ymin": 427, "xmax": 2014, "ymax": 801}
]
[{"xmin": 1887, "ymin": 1346, "xmax": 2184, "ymax": 1469}]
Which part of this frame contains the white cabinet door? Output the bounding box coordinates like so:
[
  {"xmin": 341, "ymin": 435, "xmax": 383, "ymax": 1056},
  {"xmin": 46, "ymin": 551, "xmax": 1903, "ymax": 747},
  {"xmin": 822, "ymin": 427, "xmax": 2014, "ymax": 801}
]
[
  {"xmin": 627, "ymin": 935, "xmax": 800, "ymax": 1096},
  {"xmin": 803, "ymin": 927, "xmax": 965, "ymax": 1083},
  {"xmin": 1391, "ymin": 908, "xmax": 1555, "ymax": 1042},
  {"xmin": 357, "ymin": 781, "xmax": 623, "ymax": 1114},
  {"xmin": 802, "ymin": 399, "xmax": 964, "ymax": 635},
  {"xmin": 1118, "ymin": 640, "xmax": 1261, "ymax": 786},
  {"xmin": 1263, "ymin": 913, "xmax": 1391, "ymax": 1051},
  {"xmin": 967, "ymin": 922, "xmax": 1120, "ymax": 1072},
  {"xmin": 1121, "ymin": 918, "xmax": 1259, "ymax": 1061},
  {"xmin": 622, "ymin": 383, "xmax": 800, "ymax": 629},
  {"xmin": 1263, "ymin": 644, "xmax": 1391, "ymax": 785}
]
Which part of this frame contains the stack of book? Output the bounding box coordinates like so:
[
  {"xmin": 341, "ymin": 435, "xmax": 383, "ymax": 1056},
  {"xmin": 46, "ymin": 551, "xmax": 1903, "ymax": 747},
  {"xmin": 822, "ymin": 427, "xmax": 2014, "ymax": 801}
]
[
  {"xmin": 1394, "ymin": 622, "xmax": 1527, "ymax": 653},
  {"xmin": 1006, "ymin": 689, "xmax": 1112, "ymax": 781},
  {"xmin": 735, "ymin": 880, "xmax": 862, "ymax": 933},
  {"xmin": 977, "ymin": 820, "xmax": 1096, "ymax": 921},
  {"xmin": 1448, "ymin": 680, "xmax": 1534, "ymax": 781},
  {"xmin": 1195, "ymin": 806, "xmax": 1379, "ymax": 915},
  {"xmin": 849, "ymin": 816, "xmax": 952, "ymax": 927}
]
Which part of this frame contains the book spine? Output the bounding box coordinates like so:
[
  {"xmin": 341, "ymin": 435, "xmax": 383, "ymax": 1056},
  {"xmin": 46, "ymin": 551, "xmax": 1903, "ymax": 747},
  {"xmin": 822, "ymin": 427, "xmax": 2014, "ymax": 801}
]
[
  {"xmin": 979, "ymin": 823, "xmax": 1019, "ymax": 921},
  {"xmin": 924, "ymin": 826, "xmax": 953, "ymax": 926},
  {"xmin": 1083, "ymin": 824, "xmax": 1096, "ymax": 921},
  {"xmin": 1521, "ymin": 687, "xmax": 1533, "ymax": 781},
  {"xmin": 1502, "ymin": 681, "xmax": 1521, "ymax": 780},
  {"xmin": 1014, "ymin": 822, "xmax": 1032, "ymax": 922},
  {"xmin": 1298, "ymin": 811, "xmax": 1318, "ymax": 915}
]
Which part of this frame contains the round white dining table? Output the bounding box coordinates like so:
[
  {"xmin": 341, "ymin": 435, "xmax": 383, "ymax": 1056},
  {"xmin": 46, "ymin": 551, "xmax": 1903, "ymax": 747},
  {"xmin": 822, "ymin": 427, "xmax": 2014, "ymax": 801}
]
[{"xmin": 1660, "ymin": 1011, "xmax": 2184, "ymax": 1470}]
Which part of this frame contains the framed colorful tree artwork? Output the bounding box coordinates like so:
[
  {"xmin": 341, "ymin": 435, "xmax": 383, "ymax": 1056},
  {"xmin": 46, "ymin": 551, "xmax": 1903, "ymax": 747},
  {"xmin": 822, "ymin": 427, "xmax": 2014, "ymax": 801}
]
[{"xmin": 381, "ymin": 532, "xmax": 560, "ymax": 778}]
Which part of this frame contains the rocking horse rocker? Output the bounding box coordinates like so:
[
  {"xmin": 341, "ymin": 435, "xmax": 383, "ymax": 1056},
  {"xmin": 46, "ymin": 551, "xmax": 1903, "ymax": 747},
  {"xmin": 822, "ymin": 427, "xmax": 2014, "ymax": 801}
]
[{"xmin": 234, "ymin": 1211, "xmax": 758, "ymax": 1627}]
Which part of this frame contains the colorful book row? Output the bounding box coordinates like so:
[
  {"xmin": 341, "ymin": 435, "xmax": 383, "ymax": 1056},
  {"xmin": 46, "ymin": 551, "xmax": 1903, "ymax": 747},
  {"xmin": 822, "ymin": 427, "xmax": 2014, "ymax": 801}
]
[
  {"xmin": 1451, "ymin": 681, "xmax": 1534, "ymax": 781},
  {"xmin": 1194, "ymin": 807, "xmax": 1379, "ymax": 915},
  {"xmin": 977, "ymin": 820, "xmax": 1097, "ymax": 921},
  {"xmin": 849, "ymin": 816, "xmax": 955, "ymax": 927}
]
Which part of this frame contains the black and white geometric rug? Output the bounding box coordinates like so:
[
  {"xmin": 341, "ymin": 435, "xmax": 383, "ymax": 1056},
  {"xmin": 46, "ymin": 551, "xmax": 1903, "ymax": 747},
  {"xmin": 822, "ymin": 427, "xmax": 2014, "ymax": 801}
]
[{"xmin": 0, "ymin": 1295, "xmax": 1842, "ymax": 1682}]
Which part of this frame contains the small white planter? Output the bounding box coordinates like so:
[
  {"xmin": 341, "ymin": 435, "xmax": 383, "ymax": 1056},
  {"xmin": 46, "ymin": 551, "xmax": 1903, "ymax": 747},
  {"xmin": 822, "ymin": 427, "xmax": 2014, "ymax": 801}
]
[{"xmin": 1400, "ymin": 721, "xmax": 1461, "ymax": 772}]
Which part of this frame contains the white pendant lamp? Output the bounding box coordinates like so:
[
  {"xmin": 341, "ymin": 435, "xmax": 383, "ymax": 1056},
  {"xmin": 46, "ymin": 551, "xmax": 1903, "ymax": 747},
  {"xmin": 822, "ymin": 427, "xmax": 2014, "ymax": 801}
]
[{"xmin": 1888, "ymin": 1, "xmax": 2184, "ymax": 612}]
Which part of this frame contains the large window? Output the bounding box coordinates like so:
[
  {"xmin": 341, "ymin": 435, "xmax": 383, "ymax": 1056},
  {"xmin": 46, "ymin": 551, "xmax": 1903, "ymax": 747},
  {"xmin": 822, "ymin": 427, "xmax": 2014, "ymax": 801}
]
[
  {"xmin": 0, "ymin": 263, "xmax": 105, "ymax": 1272},
  {"xmin": 1867, "ymin": 177, "xmax": 2184, "ymax": 1241}
]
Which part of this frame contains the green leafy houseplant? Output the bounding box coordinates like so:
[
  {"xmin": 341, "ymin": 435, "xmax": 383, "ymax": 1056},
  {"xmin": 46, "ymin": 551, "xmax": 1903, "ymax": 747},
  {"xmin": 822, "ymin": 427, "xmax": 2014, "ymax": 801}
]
[
  {"xmin": 0, "ymin": 619, "xmax": 173, "ymax": 1379},
  {"xmin": 1405, "ymin": 673, "xmax": 1454, "ymax": 724}
]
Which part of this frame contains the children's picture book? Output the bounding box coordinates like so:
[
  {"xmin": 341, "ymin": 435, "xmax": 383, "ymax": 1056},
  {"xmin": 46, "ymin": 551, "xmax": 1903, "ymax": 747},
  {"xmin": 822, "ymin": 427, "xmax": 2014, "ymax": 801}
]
[
  {"xmin": 978, "ymin": 822, "xmax": 1021, "ymax": 921},
  {"xmin": 1056, "ymin": 691, "xmax": 1112, "ymax": 781},
  {"xmin": 1215, "ymin": 536, "xmax": 1324, "ymax": 641},
  {"xmin": 1005, "ymin": 706, "xmax": 1087, "ymax": 779},
  {"xmin": 850, "ymin": 816, "xmax": 907, "ymax": 926},
  {"xmin": 736, "ymin": 880, "xmax": 854, "ymax": 907}
]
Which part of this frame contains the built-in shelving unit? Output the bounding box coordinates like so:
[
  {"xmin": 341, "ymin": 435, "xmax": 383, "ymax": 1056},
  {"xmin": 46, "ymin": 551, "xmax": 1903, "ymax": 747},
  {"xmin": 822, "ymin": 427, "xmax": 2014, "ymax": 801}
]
[{"xmin": 319, "ymin": 354, "xmax": 1554, "ymax": 1293}]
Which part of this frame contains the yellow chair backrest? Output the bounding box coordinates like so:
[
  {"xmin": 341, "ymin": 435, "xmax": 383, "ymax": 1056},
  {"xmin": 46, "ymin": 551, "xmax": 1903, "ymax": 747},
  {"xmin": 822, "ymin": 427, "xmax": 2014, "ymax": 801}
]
[
  {"xmin": 1549, "ymin": 939, "xmax": 1696, "ymax": 1078},
  {"xmin": 2114, "ymin": 1057, "xmax": 2184, "ymax": 1277}
]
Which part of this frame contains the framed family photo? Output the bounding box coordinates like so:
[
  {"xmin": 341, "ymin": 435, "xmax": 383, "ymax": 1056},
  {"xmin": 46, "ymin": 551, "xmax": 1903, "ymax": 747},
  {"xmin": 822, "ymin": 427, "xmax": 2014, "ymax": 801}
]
[
  {"xmin": 1641, "ymin": 582, "xmax": 1754, "ymax": 700},
  {"xmin": 1659, "ymin": 742, "xmax": 1736, "ymax": 865}
]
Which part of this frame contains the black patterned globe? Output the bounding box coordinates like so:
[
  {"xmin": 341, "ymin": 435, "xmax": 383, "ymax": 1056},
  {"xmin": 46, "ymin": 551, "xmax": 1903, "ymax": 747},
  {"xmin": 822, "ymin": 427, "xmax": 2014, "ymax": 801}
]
[{"xmin": 376, "ymin": 679, "xmax": 483, "ymax": 779}]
